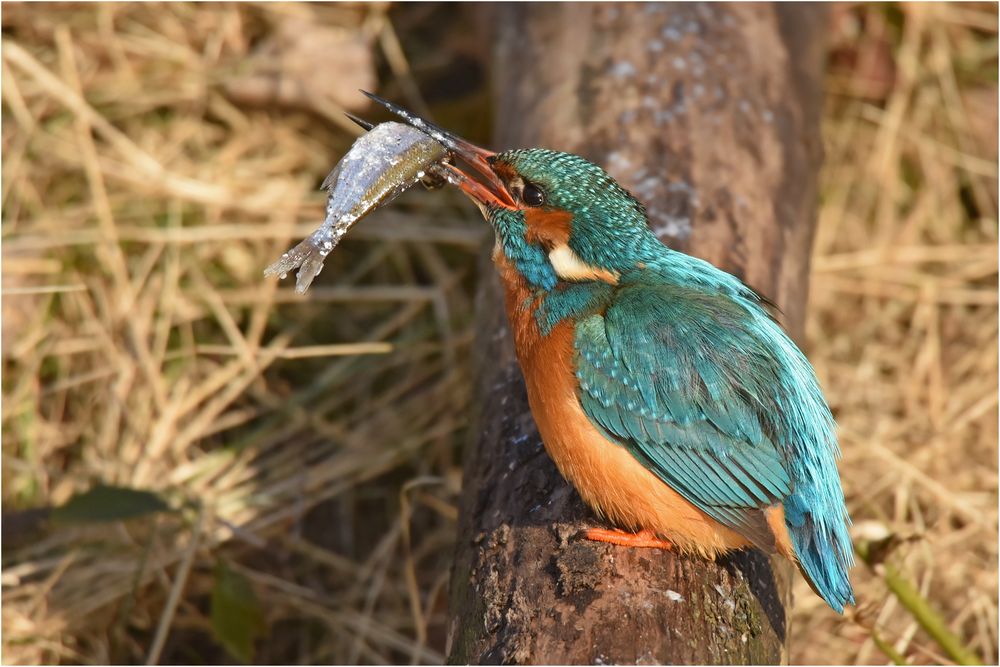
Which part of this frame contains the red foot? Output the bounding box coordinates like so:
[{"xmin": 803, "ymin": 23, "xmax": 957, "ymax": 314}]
[{"xmin": 583, "ymin": 527, "xmax": 673, "ymax": 550}]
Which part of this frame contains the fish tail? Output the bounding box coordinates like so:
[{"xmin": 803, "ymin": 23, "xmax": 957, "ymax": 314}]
[{"xmin": 264, "ymin": 232, "xmax": 338, "ymax": 295}]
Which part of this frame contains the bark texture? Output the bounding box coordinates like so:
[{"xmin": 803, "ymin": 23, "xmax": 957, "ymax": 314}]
[{"xmin": 448, "ymin": 4, "xmax": 828, "ymax": 664}]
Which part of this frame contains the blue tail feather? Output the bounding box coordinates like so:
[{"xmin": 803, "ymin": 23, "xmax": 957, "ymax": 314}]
[{"xmin": 786, "ymin": 493, "xmax": 855, "ymax": 613}]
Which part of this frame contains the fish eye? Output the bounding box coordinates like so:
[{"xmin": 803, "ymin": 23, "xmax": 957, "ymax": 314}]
[{"xmin": 522, "ymin": 182, "xmax": 545, "ymax": 207}]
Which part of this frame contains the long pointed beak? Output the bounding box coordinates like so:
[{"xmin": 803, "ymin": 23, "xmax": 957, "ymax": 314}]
[{"xmin": 359, "ymin": 91, "xmax": 516, "ymax": 209}]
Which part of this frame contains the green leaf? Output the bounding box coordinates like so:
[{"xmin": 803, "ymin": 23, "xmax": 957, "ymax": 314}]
[
  {"xmin": 51, "ymin": 484, "xmax": 170, "ymax": 525},
  {"xmin": 211, "ymin": 560, "xmax": 265, "ymax": 664}
]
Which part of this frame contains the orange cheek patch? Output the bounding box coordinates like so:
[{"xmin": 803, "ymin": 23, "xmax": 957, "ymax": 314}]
[{"xmin": 524, "ymin": 209, "xmax": 573, "ymax": 247}]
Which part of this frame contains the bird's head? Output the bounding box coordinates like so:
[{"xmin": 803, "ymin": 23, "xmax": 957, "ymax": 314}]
[
  {"xmin": 467, "ymin": 149, "xmax": 657, "ymax": 290},
  {"xmin": 361, "ymin": 93, "xmax": 656, "ymax": 291}
]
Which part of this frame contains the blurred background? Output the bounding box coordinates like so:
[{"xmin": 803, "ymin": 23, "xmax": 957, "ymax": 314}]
[{"xmin": 1, "ymin": 3, "xmax": 996, "ymax": 665}]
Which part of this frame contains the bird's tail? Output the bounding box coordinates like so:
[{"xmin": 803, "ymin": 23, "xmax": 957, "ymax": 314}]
[{"xmin": 785, "ymin": 493, "xmax": 855, "ymax": 613}]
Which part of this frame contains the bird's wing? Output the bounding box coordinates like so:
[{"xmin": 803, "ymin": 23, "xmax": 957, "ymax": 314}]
[{"xmin": 573, "ymin": 283, "xmax": 793, "ymax": 549}]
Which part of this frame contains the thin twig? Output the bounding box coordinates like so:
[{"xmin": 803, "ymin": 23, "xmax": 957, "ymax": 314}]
[{"xmin": 146, "ymin": 508, "xmax": 204, "ymax": 666}]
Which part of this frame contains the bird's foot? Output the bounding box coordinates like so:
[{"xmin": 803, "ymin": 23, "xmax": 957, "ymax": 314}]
[{"xmin": 583, "ymin": 527, "xmax": 673, "ymax": 550}]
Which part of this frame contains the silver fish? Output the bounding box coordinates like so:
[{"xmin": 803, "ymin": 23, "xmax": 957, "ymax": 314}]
[{"xmin": 265, "ymin": 121, "xmax": 448, "ymax": 293}]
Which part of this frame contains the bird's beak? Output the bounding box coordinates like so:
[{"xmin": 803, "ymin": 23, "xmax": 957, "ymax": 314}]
[{"xmin": 358, "ymin": 91, "xmax": 516, "ymax": 211}]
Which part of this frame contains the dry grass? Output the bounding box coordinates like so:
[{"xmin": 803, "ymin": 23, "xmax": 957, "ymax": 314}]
[
  {"xmin": 1, "ymin": 3, "xmax": 996, "ymax": 666},
  {"xmin": 2, "ymin": 4, "xmax": 478, "ymax": 664}
]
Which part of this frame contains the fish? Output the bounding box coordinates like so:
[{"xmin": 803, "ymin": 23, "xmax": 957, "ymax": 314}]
[{"xmin": 265, "ymin": 121, "xmax": 449, "ymax": 294}]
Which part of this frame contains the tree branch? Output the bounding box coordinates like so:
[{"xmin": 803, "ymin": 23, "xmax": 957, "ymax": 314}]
[{"xmin": 448, "ymin": 4, "xmax": 827, "ymax": 663}]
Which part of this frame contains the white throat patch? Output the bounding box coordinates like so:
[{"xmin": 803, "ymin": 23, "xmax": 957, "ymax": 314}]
[{"xmin": 548, "ymin": 244, "xmax": 620, "ymax": 284}]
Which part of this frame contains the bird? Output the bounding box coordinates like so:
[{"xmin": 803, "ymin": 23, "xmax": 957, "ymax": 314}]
[{"xmin": 362, "ymin": 93, "xmax": 855, "ymax": 613}]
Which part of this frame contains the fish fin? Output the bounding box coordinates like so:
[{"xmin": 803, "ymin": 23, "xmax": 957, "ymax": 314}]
[{"xmin": 264, "ymin": 233, "xmax": 333, "ymax": 294}]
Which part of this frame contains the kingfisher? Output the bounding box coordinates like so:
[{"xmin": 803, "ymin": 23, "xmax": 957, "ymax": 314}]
[{"xmin": 364, "ymin": 94, "xmax": 855, "ymax": 613}]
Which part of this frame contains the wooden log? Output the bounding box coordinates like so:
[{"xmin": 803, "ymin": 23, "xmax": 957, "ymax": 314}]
[{"xmin": 447, "ymin": 3, "xmax": 828, "ymax": 663}]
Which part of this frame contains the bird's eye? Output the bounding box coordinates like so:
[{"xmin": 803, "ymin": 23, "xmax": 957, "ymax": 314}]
[{"xmin": 522, "ymin": 182, "xmax": 545, "ymax": 207}]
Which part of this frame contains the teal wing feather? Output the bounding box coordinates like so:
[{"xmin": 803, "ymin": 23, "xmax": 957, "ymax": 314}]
[{"xmin": 574, "ymin": 283, "xmax": 794, "ymax": 550}]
